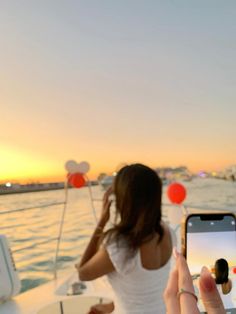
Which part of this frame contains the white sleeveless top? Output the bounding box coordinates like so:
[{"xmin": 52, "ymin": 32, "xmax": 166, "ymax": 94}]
[{"xmin": 106, "ymin": 238, "xmax": 172, "ymax": 314}]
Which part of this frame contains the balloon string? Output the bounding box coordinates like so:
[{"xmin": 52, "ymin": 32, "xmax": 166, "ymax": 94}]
[
  {"xmin": 181, "ymin": 204, "xmax": 188, "ymax": 215},
  {"xmin": 85, "ymin": 174, "xmax": 98, "ymax": 223}
]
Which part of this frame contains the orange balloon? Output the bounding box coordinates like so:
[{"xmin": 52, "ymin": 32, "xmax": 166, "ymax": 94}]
[
  {"xmin": 68, "ymin": 173, "xmax": 86, "ymax": 188},
  {"xmin": 167, "ymin": 182, "xmax": 186, "ymax": 204}
]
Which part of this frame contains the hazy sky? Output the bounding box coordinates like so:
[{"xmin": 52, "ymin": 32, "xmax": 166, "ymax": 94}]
[{"xmin": 1, "ymin": 1, "xmax": 236, "ymax": 182}]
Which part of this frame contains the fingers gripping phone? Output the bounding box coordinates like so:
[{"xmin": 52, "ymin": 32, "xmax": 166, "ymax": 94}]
[{"xmin": 182, "ymin": 213, "xmax": 236, "ymax": 313}]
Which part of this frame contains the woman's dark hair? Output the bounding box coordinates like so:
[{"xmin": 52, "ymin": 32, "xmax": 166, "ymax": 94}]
[
  {"xmin": 104, "ymin": 163, "xmax": 163, "ymax": 252},
  {"xmin": 215, "ymin": 258, "xmax": 229, "ymax": 284}
]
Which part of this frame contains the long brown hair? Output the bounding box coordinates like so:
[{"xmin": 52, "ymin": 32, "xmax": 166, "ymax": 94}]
[{"xmin": 104, "ymin": 164, "xmax": 163, "ymax": 252}]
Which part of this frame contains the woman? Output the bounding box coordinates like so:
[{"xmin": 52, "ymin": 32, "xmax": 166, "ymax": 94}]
[
  {"xmin": 76, "ymin": 164, "xmax": 173, "ymax": 313},
  {"xmin": 215, "ymin": 258, "xmax": 232, "ymax": 295}
]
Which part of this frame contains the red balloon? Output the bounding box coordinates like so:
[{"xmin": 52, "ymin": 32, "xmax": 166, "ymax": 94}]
[
  {"xmin": 233, "ymin": 267, "xmax": 236, "ymax": 274},
  {"xmin": 167, "ymin": 182, "xmax": 186, "ymax": 204},
  {"xmin": 68, "ymin": 173, "xmax": 86, "ymax": 188}
]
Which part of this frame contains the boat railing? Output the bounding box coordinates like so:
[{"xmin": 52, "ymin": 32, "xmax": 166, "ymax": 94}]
[
  {"xmin": 0, "ymin": 180, "xmax": 99, "ymax": 286},
  {"xmin": 0, "ymin": 183, "xmax": 234, "ymax": 289},
  {"xmin": 0, "ymin": 199, "xmax": 67, "ymax": 280},
  {"xmin": 0, "ymin": 202, "xmax": 65, "ymax": 216},
  {"xmin": 0, "ymin": 182, "xmax": 98, "ymax": 283}
]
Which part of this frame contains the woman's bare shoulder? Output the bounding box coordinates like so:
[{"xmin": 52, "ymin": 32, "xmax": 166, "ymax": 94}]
[{"xmin": 140, "ymin": 221, "xmax": 172, "ymax": 270}]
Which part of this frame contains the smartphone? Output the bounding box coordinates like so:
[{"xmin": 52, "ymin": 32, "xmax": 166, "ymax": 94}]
[{"xmin": 182, "ymin": 212, "xmax": 236, "ymax": 313}]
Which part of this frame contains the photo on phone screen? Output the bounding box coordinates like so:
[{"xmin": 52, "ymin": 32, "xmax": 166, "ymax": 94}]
[{"xmin": 185, "ymin": 213, "xmax": 236, "ymax": 314}]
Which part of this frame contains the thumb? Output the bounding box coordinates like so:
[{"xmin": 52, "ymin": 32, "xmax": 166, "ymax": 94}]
[{"xmin": 199, "ymin": 267, "xmax": 225, "ymax": 314}]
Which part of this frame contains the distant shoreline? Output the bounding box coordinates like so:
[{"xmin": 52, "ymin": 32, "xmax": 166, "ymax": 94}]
[
  {"xmin": 0, "ymin": 181, "xmax": 98, "ymax": 195},
  {"xmin": 0, "ymin": 183, "xmax": 65, "ymax": 195}
]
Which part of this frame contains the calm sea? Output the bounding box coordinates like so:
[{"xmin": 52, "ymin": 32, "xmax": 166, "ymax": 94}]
[{"xmin": 0, "ymin": 178, "xmax": 235, "ymax": 293}]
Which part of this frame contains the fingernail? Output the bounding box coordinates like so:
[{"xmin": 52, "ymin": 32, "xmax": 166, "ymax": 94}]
[
  {"xmin": 173, "ymin": 247, "xmax": 179, "ymax": 259},
  {"xmin": 201, "ymin": 266, "xmax": 210, "ymax": 275},
  {"xmin": 200, "ymin": 266, "xmax": 215, "ymax": 292}
]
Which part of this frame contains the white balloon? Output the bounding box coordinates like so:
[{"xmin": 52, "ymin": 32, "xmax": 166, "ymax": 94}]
[
  {"xmin": 167, "ymin": 207, "xmax": 183, "ymax": 225},
  {"xmin": 77, "ymin": 161, "xmax": 90, "ymax": 174},
  {"xmin": 65, "ymin": 160, "xmax": 79, "ymax": 174}
]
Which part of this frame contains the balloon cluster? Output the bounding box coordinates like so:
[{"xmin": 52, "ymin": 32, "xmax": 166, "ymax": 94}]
[{"xmin": 65, "ymin": 160, "xmax": 90, "ymax": 188}]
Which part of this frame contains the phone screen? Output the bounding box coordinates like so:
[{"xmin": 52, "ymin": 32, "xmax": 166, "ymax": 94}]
[{"xmin": 186, "ymin": 213, "xmax": 236, "ymax": 313}]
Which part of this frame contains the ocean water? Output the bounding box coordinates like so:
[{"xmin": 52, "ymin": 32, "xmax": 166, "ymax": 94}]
[{"xmin": 0, "ymin": 178, "xmax": 235, "ymax": 293}]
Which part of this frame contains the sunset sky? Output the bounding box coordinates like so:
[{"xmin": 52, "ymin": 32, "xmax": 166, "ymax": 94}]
[{"xmin": 1, "ymin": 1, "xmax": 236, "ymax": 183}]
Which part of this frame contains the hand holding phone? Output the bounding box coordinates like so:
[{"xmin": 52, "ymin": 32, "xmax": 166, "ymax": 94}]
[
  {"xmin": 164, "ymin": 248, "xmax": 225, "ymax": 314},
  {"xmin": 182, "ymin": 213, "xmax": 236, "ymax": 313}
]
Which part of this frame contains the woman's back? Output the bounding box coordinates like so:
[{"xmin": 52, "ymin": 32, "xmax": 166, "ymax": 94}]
[
  {"xmin": 77, "ymin": 164, "xmax": 171, "ymax": 313},
  {"xmin": 106, "ymin": 223, "xmax": 172, "ymax": 314},
  {"xmin": 140, "ymin": 223, "xmax": 172, "ymax": 270}
]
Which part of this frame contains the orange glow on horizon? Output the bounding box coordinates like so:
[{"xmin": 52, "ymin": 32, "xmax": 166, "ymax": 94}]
[{"xmin": 1, "ymin": 143, "xmax": 235, "ymax": 184}]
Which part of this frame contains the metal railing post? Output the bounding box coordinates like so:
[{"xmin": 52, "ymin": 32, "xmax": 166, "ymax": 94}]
[{"xmin": 53, "ymin": 182, "xmax": 68, "ymax": 279}]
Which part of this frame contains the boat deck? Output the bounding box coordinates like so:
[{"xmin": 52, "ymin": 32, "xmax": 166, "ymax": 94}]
[{"xmin": 0, "ymin": 272, "xmax": 119, "ymax": 314}]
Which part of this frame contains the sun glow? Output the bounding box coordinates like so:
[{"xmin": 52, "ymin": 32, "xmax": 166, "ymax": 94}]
[{"xmin": 0, "ymin": 144, "xmax": 64, "ymax": 183}]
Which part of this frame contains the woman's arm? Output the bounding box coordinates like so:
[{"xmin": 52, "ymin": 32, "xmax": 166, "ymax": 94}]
[
  {"xmin": 78, "ymin": 216, "xmax": 107, "ymax": 268},
  {"xmin": 222, "ymin": 280, "xmax": 232, "ymax": 295},
  {"xmin": 75, "ymin": 187, "xmax": 115, "ymax": 281}
]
